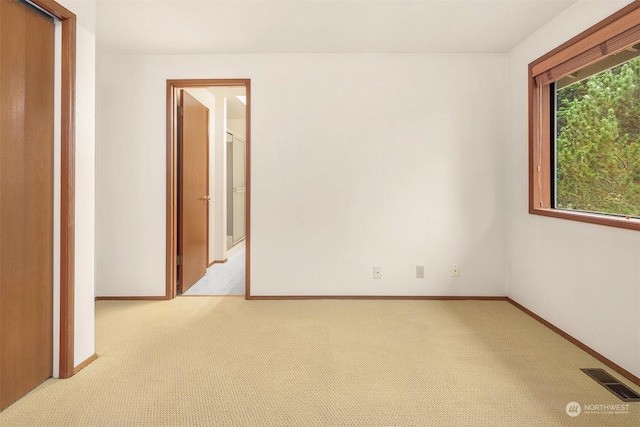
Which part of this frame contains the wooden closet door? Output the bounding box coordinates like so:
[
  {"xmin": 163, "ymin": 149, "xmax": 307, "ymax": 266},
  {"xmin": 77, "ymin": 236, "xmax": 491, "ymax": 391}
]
[{"xmin": 0, "ymin": 0, "xmax": 55, "ymax": 410}]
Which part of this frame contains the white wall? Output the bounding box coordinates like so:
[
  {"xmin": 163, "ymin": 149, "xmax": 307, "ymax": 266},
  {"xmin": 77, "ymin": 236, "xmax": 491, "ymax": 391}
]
[
  {"xmin": 58, "ymin": 0, "xmax": 96, "ymax": 369},
  {"xmin": 227, "ymin": 119, "xmax": 246, "ymax": 140},
  {"xmin": 210, "ymin": 89, "xmax": 228, "ymax": 263},
  {"xmin": 506, "ymin": 0, "xmax": 640, "ymax": 378},
  {"xmin": 73, "ymin": 21, "xmax": 96, "ymax": 368},
  {"xmin": 96, "ymin": 53, "xmax": 507, "ymax": 297}
]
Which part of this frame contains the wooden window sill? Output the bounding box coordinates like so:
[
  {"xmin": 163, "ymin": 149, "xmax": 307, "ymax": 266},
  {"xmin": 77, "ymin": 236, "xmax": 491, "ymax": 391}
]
[{"xmin": 530, "ymin": 207, "xmax": 640, "ymax": 231}]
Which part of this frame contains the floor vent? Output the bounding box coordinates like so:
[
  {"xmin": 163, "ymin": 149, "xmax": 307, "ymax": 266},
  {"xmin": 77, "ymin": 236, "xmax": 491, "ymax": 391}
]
[{"xmin": 581, "ymin": 368, "xmax": 640, "ymax": 402}]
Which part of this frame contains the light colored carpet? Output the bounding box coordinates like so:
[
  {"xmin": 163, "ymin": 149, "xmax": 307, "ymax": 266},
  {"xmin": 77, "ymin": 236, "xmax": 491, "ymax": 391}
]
[
  {"xmin": 184, "ymin": 247, "xmax": 245, "ymax": 296},
  {"xmin": 0, "ymin": 299, "xmax": 638, "ymax": 426}
]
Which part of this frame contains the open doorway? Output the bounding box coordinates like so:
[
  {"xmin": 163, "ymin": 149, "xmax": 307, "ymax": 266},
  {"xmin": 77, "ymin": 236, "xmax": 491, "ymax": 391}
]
[{"xmin": 166, "ymin": 79, "xmax": 250, "ymax": 299}]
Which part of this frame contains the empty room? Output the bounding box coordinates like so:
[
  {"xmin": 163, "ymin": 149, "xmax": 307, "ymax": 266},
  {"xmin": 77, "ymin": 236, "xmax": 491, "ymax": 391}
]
[{"xmin": 0, "ymin": 0, "xmax": 639, "ymax": 426}]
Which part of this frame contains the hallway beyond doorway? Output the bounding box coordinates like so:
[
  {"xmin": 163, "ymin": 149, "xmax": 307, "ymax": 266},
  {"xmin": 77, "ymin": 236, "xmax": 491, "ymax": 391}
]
[
  {"xmin": 183, "ymin": 242, "xmax": 245, "ymax": 296},
  {"xmin": 166, "ymin": 79, "xmax": 251, "ymax": 299}
]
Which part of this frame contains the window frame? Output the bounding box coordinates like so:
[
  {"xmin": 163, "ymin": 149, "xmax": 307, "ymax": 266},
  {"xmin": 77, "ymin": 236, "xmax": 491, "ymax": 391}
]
[{"xmin": 528, "ymin": 1, "xmax": 640, "ymax": 231}]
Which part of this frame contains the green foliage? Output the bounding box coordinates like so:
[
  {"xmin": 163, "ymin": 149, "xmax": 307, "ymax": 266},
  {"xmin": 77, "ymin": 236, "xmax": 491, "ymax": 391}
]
[{"xmin": 556, "ymin": 56, "xmax": 640, "ymax": 217}]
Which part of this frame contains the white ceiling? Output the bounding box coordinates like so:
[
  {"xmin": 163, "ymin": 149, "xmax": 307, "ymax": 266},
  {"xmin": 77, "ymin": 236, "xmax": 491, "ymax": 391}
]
[{"xmin": 96, "ymin": 0, "xmax": 578, "ymax": 55}]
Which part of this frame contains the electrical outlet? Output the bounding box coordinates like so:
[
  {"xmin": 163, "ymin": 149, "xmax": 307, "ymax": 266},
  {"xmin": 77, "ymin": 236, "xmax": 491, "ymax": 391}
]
[
  {"xmin": 373, "ymin": 266, "xmax": 381, "ymax": 279},
  {"xmin": 416, "ymin": 265, "xmax": 425, "ymax": 278},
  {"xmin": 451, "ymin": 264, "xmax": 459, "ymax": 277}
]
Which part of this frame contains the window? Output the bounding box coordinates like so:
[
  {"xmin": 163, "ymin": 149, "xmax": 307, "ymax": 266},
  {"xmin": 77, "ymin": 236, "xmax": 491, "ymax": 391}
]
[
  {"xmin": 555, "ymin": 53, "xmax": 640, "ymax": 217},
  {"xmin": 529, "ymin": 2, "xmax": 640, "ymax": 231}
]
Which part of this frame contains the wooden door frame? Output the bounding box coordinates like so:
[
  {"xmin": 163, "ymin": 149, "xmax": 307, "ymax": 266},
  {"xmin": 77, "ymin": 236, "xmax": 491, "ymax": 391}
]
[
  {"xmin": 166, "ymin": 79, "xmax": 251, "ymax": 299},
  {"xmin": 28, "ymin": 0, "xmax": 76, "ymax": 379}
]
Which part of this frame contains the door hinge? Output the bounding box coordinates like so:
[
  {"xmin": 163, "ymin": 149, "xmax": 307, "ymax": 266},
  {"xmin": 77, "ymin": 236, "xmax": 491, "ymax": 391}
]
[
  {"xmin": 177, "ymin": 106, "xmax": 184, "ymax": 116},
  {"xmin": 177, "ymin": 255, "xmax": 183, "ymax": 266}
]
